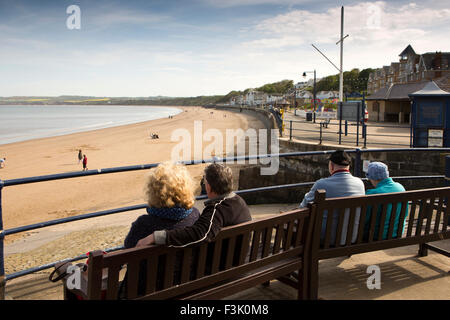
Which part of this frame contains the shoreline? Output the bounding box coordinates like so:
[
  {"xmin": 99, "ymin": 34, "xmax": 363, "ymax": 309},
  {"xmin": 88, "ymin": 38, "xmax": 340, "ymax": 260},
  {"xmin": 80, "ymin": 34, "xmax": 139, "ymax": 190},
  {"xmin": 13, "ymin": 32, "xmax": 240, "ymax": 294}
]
[
  {"xmin": 0, "ymin": 104, "xmax": 184, "ymax": 147},
  {"xmin": 0, "ymin": 106, "xmax": 266, "ymax": 234}
]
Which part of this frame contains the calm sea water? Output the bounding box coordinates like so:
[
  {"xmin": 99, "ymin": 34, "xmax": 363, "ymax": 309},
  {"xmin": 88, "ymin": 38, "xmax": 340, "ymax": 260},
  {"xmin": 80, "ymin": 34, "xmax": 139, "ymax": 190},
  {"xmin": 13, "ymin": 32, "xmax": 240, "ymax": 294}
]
[{"xmin": 0, "ymin": 105, "xmax": 182, "ymax": 145}]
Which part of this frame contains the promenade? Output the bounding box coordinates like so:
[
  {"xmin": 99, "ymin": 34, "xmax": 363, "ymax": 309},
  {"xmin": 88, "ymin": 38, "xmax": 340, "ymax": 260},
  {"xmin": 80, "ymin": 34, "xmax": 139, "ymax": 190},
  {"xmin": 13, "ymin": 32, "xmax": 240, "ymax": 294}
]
[
  {"xmin": 4, "ymin": 201, "xmax": 449, "ymax": 300},
  {"xmin": 283, "ymin": 111, "xmax": 412, "ymax": 149}
]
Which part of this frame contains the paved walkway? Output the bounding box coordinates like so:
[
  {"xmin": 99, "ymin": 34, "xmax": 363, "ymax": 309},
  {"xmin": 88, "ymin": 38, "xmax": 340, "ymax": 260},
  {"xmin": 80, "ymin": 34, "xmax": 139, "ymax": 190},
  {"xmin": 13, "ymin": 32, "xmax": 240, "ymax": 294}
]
[{"xmin": 283, "ymin": 111, "xmax": 412, "ymax": 149}]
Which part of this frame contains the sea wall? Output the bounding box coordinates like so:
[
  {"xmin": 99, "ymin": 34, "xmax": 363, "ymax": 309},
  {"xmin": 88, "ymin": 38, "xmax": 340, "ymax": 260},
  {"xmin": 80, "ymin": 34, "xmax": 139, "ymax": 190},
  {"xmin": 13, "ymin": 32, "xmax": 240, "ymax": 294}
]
[
  {"xmin": 205, "ymin": 105, "xmax": 278, "ymax": 132},
  {"xmin": 238, "ymin": 138, "xmax": 448, "ymax": 204}
]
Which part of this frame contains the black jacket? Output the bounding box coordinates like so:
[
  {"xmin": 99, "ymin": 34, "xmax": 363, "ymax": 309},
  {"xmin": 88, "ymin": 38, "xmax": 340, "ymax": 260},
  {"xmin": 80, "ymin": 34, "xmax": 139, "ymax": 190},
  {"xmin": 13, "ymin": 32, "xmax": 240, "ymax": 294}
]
[{"xmin": 163, "ymin": 193, "xmax": 251, "ymax": 247}]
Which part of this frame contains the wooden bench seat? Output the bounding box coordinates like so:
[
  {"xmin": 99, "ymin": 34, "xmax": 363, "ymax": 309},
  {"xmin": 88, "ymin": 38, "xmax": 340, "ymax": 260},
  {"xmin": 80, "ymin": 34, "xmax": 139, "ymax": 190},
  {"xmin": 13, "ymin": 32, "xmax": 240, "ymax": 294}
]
[
  {"xmin": 307, "ymin": 186, "xmax": 450, "ymax": 299},
  {"xmin": 62, "ymin": 208, "xmax": 315, "ymax": 300}
]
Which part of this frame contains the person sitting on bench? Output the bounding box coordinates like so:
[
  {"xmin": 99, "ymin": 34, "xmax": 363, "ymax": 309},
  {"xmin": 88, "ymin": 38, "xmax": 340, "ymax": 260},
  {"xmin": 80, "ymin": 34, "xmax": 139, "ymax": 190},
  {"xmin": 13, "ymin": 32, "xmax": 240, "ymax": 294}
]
[
  {"xmin": 363, "ymin": 162, "xmax": 407, "ymax": 241},
  {"xmin": 299, "ymin": 150, "xmax": 365, "ymax": 245},
  {"xmin": 136, "ymin": 163, "xmax": 251, "ymax": 248}
]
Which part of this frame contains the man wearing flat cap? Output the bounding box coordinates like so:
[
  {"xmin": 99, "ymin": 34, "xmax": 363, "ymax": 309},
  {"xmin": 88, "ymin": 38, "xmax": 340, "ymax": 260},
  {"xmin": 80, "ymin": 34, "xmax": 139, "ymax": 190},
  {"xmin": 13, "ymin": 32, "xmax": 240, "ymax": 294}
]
[
  {"xmin": 364, "ymin": 161, "xmax": 406, "ymax": 240},
  {"xmin": 299, "ymin": 150, "xmax": 365, "ymax": 245}
]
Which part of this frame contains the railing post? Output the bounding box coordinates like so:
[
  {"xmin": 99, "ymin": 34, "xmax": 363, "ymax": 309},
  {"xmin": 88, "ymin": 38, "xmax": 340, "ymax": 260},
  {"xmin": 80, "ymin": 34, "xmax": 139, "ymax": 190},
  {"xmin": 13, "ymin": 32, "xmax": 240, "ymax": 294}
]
[
  {"xmin": 338, "ymin": 102, "xmax": 342, "ymax": 145},
  {"xmin": 363, "ymin": 124, "xmax": 367, "ymax": 149},
  {"xmin": 445, "ymin": 156, "xmax": 450, "ymax": 224},
  {"xmin": 354, "ymin": 148, "xmax": 362, "ymax": 178},
  {"xmin": 0, "ymin": 181, "xmax": 5, "ymax": 300},
  {"xmin": 289, "ymin": 120, "xmax": 293, "ymax": 141}
]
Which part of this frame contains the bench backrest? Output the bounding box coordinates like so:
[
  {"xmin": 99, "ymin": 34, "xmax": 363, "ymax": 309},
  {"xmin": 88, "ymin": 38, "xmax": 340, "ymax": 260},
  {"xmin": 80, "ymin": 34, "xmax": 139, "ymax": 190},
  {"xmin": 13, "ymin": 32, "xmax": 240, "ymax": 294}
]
[
  {"xmin": 310, "ymin": 187, "xmax": 450, "ymax": 259},
  {"xmin": 85, "ymin": 207, "xmax": 314, "ymax": 300}
]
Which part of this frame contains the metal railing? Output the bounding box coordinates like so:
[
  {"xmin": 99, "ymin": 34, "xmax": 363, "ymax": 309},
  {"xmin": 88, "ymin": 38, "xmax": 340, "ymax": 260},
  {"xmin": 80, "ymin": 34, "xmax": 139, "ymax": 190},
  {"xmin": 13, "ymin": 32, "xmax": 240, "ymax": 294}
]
[
  {"xmin": 1, "ymin": 148, "xmax": 449, "ymax": 298},
  {"xmin": 284, "ymin": 119, "xmax": 412, "ymax": 148}
]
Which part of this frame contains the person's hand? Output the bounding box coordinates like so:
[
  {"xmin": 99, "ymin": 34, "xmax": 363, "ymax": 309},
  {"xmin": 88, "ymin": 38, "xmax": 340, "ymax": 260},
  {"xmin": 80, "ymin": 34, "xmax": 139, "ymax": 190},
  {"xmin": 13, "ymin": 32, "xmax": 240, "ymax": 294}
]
[{"xmin": 136, "ymin": 233, "xmax": 155, "ymax": 247}]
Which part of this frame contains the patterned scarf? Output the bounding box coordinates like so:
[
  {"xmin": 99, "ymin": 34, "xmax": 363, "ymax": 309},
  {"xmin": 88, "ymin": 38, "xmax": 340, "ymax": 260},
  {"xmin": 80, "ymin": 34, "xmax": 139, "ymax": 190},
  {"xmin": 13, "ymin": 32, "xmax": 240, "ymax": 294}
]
[{"xmin": 147, "ymin": 206, "xmax": 193, "ymax": 221}]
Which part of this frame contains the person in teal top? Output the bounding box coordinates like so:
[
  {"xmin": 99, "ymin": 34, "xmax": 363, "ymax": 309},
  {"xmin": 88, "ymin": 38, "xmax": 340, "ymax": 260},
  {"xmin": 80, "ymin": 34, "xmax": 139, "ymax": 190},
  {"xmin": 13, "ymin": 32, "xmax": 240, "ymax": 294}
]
[{"xmin": 364, "ymin": 162, "xmax": 407, "ymax": 240}]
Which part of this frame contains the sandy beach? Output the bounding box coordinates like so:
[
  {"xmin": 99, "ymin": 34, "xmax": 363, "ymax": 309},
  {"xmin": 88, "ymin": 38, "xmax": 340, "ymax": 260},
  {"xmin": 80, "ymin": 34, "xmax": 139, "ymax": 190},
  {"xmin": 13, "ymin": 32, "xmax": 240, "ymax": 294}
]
[{"xmin": 0, "ymin": 106, "xmax": 266, "ymax": 237}]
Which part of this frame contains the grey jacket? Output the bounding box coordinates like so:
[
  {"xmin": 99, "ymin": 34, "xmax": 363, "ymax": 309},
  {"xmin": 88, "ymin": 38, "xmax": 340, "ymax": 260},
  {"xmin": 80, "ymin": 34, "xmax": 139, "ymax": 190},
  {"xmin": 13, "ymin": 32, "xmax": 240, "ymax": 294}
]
[{"xmin": 299, "ymin": 171, "xmax": 365, "ymax": 245}]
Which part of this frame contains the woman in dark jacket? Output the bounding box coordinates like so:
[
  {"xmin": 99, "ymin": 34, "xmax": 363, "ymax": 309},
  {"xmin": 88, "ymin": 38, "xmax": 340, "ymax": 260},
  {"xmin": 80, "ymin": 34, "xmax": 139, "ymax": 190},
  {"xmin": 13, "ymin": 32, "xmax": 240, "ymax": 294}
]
[{"xmin": 120, "ymin": 162, "xmax": 199, "ymax": 297}]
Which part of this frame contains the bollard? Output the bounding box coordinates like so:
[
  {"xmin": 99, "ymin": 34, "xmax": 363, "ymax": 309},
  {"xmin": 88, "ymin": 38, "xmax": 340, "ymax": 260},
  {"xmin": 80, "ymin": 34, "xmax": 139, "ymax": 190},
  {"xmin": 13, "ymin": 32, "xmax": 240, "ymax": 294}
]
[
  {"xmin": 0, "ymin": 182, "xmax": 4, "ymax": 300},
  {"xmin": 345, "ymin": 121, "xmax": 348, "ymax": 136},
  {"xmin": 319, "ymin": 125, "xmax": 323, "ymax": 144},
  {"xmin": 289, "ymin": 120, "xmax": 293, "ymax": 141}
]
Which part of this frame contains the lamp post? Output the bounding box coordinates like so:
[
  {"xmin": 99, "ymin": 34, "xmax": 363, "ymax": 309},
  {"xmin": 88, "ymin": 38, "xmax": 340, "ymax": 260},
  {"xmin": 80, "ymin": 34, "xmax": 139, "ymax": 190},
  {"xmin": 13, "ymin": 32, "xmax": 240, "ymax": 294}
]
[{"xmin": 303, "ymin": 70, "xmax": 316, "ymax": 123}]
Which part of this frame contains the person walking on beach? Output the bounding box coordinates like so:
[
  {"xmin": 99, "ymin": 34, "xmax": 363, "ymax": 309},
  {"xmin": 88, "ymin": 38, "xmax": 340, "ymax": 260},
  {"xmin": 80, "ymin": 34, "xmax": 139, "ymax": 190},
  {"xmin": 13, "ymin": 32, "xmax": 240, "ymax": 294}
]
[
  {"xmin": 78, "ymin": 150, "xmax": 82, "ymax": 164},
  {"xmin": 0, "ymin": 157, "xmax": 5, "ymax": 169},
  {"xmin": 82, "ymin": 154, "xmax": 88, "ymax": 171}
]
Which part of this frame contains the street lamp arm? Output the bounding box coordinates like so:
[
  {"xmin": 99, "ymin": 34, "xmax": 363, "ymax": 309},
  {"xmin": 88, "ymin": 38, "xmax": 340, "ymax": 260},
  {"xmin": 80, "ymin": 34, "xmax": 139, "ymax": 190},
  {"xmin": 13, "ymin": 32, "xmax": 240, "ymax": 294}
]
[{"xmin": 311, "ymin": 44, "xmax": 340, "ymax": 72}]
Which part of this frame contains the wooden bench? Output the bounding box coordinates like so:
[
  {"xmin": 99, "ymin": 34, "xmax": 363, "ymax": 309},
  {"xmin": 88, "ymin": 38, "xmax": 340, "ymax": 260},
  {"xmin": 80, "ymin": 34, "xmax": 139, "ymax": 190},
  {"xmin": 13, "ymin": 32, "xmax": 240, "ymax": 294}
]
[
  {"xmin": 61, "ymin": 208, "xmax": 315, "ymax": 300},
  {"xmin": 307, "ymin": 186, "xmax": 450, "ymax": 299},
  {"xmin": 320, "ymin": 118, "xmax": 331, "ymax": 128}
]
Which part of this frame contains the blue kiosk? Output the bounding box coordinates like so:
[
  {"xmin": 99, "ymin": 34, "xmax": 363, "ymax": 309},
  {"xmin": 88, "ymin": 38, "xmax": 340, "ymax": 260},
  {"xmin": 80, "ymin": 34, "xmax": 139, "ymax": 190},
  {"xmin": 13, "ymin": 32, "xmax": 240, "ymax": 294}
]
[{"xmin": 409, "ymin": 81, "xmax": 450, "ymax": 147}]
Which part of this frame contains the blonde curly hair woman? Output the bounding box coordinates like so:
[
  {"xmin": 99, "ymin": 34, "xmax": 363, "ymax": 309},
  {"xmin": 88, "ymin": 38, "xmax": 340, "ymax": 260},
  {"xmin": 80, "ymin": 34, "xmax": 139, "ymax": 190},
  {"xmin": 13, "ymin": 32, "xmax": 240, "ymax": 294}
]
[{"xmin": 124, "ymin": 162, "xmax": 200, "ymax": 248}]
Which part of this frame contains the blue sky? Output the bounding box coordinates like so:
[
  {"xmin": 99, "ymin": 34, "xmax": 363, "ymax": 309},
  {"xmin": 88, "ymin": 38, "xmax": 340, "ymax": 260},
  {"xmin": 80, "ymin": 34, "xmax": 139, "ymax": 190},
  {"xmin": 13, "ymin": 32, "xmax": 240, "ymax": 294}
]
[{"xmin": 1, "ymin": 0, "xmax": 449, "ymax": 97}]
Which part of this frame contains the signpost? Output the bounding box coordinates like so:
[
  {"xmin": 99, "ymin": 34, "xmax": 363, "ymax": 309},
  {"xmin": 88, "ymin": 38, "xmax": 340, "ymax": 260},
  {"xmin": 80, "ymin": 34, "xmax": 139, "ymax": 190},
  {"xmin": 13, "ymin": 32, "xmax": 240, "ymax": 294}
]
[{"xmin": 338, "ymin": 101, "xmax": 363, "ymax": 145}]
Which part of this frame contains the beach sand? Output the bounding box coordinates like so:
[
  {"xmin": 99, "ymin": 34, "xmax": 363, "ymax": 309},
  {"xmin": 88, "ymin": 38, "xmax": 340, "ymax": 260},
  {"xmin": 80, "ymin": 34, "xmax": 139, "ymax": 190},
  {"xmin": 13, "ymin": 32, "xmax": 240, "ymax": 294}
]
[{"xmin": 0, "ymin": 106, "xmax": 266, "ymax": 237}]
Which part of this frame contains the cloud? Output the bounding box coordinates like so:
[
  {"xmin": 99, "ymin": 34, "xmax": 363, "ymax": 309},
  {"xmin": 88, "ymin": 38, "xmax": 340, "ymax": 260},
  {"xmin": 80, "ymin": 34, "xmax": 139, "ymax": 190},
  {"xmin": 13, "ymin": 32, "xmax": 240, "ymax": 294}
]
[
  {"xmin": 244, "ymin": 1, "xmax": 450, "ymax": 49},
  {"xmin": 202, "ymin": 0, "xmax": 316, "ymax": 8}
]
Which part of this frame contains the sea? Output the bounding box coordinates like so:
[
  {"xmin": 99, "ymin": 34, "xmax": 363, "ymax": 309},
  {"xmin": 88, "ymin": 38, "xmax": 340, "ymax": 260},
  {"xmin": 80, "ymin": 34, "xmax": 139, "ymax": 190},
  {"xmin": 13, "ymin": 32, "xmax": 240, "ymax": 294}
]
[{"xmin": 0, "ymin": 105, "xmax": 182, "ymax": 145}]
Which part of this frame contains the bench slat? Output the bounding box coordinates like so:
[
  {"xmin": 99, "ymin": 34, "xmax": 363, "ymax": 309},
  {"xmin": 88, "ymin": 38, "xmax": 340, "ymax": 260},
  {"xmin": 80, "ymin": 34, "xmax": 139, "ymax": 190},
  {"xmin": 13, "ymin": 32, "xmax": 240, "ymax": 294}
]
[
  {"xmin": 249, "ymin": 230, "xmax": 261, "ymax": 262},
  {"xmin": 397, "ymin": 200, "xmax": 408, "ymax": 238},
  {"xmin": 224, "ymin": 237, "xmax": 237, "ymax": 270},
  {"xmin": 283, "ymin": 221, "xmax": 295, "ymax": 250},
  {"xmin": 106, "ymin": 265, "xmax": 121, "ymax": 300},
  {"xmin": 294, "ymin": 218, "xmax": 305, "ymax": 247},
  {"xmin": 334, "ymin": 207, "xmax": 345, "ymax": 247},
  {"xmin": 323, "ymin": 208, "xmax": 334, "ymax": 249},
  {"xmin": 196, "ymin": 243, "xmax": 208, "ymax": 279},
  {"xmin": 273, "ymin": 224, "xmax": 284, "ymax": 254},
  {"xmin": 415, "ymin": 200, "xmax": 426, "ymax": 237},
  {"xmin": 238, "ymin": 233, "xmax": 250, "ymax": 265},
  {"xmin": 87, "ymin": 250, "xmax": 104, "ymax": 300},
  {"xmin": 443, "ymin": 204, "xmax": 449, "ymax": 233},
  {"xmin": 377, "ymin": 203, "xmax": 389, "ymax": 241},
  {"xmin": 211, "ymin": 239, "xmax": 223, "ymax": 274},
  {"xmin": 386, "ymin": 201, "xmax": 399, "ymax": 240},
  {"xmin": 126, "ymin": 260, "xmax": 139, "ymax": 299},
  {"xmin": 262, "ymin": 227, "xmax": 273, "ymax": 258},
  {"xmin": 434, "ymin": 198, "xmax": 443, "ymax": 234},
  {"xmin": 163, "ymin": 252, "xmax": 176, "ymax": 289},
  {"xmin": 356, "ymin": 204, "xmax": 367, "ymax": 244},
  {"xmin": 145, "ymin": 256, "xmax": 158, "ymax": 294},
  {"xmin": 180, "ymin": 248, "xmax": 192, "ymax": 284},
  {"xmin": 367, "ymin": 205, "xmax": 377, "ymax": 242},
  {"xmin": 424, "ymin": 197, "xmax": 435, "ymax": 235},
  {"xmin": 406, "ymin": 200, "xmax": 417, "ymax": 237},
  {"xmin": 346, "ymin": 206, "xmax": 357, "ymax": 246}
]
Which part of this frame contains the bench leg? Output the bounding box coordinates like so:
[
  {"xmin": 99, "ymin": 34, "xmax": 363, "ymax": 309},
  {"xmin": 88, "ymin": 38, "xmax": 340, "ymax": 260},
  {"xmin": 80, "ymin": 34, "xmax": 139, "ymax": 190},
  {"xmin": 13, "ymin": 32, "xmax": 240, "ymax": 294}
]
[
  {"xmin": 418, "ymin": 243, "xmax": 428, "ymax": 257},
  {"xmin": 309, "ymin": 259, "xmax": 319, "ymax": 300}
]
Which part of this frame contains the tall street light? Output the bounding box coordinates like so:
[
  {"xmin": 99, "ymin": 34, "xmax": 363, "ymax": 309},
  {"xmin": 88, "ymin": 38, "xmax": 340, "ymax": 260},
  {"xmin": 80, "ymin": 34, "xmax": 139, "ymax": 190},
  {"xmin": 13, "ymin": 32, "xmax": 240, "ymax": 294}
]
[{"xmin": 303, "ymin": 70, "xmax": 316, "ymax": 123}]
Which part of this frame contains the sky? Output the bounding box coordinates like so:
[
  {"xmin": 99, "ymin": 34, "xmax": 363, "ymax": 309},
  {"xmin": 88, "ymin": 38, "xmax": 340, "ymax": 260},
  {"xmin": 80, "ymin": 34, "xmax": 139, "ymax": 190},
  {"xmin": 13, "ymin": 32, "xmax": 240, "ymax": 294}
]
[{"xmin": 1, "ymin": 0, "xmax": 449, "ymax": 97}]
